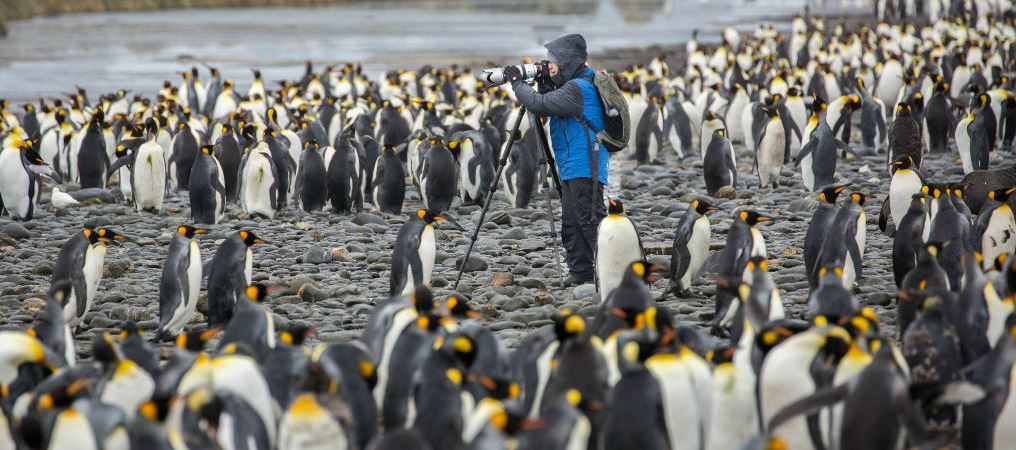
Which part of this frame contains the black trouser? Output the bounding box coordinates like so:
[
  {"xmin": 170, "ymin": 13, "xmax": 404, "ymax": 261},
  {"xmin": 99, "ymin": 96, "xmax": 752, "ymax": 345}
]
[{"xmin": 560, "ymin": 177, "xmax": 606, "ymax": 281}]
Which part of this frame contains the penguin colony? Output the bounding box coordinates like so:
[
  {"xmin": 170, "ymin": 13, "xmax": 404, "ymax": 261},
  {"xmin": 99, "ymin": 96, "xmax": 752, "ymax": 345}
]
[{"xmin": 1, "ymin": 3, "xmax": 1016, "ymax": 450}]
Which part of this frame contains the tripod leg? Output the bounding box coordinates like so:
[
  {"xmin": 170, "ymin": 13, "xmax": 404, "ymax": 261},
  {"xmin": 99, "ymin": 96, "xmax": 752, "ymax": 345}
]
[
  {"xmin": 453, "ymin": 107, "xmax": 528, "ymax": 291},
  {"xmin": 528, "ymin": 113, "xmax": 565, "ymax": 288}
]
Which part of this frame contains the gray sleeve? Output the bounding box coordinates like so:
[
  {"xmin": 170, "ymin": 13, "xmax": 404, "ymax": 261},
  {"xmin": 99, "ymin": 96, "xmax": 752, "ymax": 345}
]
[{"xmin": 511, "ymin": 79, "xmax": 584, "ymax": 118}]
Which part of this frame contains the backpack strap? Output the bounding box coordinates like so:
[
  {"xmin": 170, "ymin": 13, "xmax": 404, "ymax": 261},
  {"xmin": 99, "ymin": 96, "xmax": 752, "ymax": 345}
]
[{"xmin": 570, "ymin": 74, "xmax": 603, "ymax": 217}]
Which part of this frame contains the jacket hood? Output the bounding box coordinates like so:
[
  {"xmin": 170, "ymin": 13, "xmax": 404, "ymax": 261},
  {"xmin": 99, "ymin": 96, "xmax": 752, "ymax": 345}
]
[{"xmin": 544, "ymin": 34, "xmax": 588, "ymax": 85}]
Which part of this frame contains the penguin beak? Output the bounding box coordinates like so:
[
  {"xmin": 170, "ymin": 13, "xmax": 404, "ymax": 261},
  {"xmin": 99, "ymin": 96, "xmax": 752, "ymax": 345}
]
[
  {"xmin": 194, "ymin": 229, "xmax": 207, "ymax": 235},
  {"xmin": 254, "ymin": 238, "xmax": 267, "ymax": 244},
  {"xmin": 706, "ymin": 205, "xmax": 720, "ymax": 212},
  {"xmin": 435, "ymin": 216, "xmax": 466, "ymax": 232},
  {"xmin": 834, "ymin": 184, "xmax": 849, "ymax": 193},
  {"xmin": 756, "ymin": 215, "xmax": 773, "ymax": 222}
]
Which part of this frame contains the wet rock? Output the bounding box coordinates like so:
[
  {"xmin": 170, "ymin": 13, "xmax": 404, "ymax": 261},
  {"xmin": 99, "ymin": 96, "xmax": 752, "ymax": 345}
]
[
  {"xmin": 352, "ymin": 212, "xmax": 387, "ymax": 226},
  {"xmin": 534, "ymin": 291, "xmax": 555, "ymax": 306},
  {"xmin": 456, "ymin": 256, "xmax": 488, "ymax": 272},
  {"xmin": 488, "ymin": 211, "xmax": 512, "ymax": 225},
  {"xmin": 303, "ymin": 245, "xmax": 331, "ymax": 264},
  {"xmin": 0, "ymin": 223, "xmax": 31, "ymax": 240},
  {"xmin": 31, "ymin": 263, "xmax": 54, "ymax": 276},
  {"xmin": 573, "ymin": 284, "xmax": 598, "ymax": 301},
  {"xmin": 84, "ymin": 216, "xmax": 114, "ymax": 228}
]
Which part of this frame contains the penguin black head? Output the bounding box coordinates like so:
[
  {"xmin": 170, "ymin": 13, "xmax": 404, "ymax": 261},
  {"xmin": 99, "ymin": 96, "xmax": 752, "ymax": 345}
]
[
  {"xmin": 692, "ymin": 198, "xmax": 719, "ymax": 215},
  {"xmin": 923, "ymin": 241, "xmax": 944, "ymax": 260},
  {"xmin": 810, "ymin": 96, "xmax": 827, "ymax": 113},
  {"xmin": 82, "ymin": 228, "xmax": 100, "ymax": 244},
  {"xmin": 244, "ymin": 284, "xmax": 273, "ymax": 303},
  {"xmin": 175, "ymin": 328, "xmax": 221, "ymax": 352},
  {"xmin": 410, "ymin": 285, "xmax": 436, "ymax": 313},
  {"xmin": 279, "ymin": 324, "xmax": 315, "ymax": 347},
  {"xmin": 626, "ymin": 260, "xmax": 664, "ymax": 284},
  {"xmin": 987, "ymin": 187, "xmax": 1016, "ymax": 202},
  {"xmin": 553, "ymin": 308, "xmax": 586, "ymax": 341},
  {"xmin": 848, "ymin": 192, "xmax": 868, "ymax": 206},
  {"xmin": 177, "ymin": 225, "xmax": 206, "ymax": 239},
  {"xmin": 443, "ymin": 334, "xmax": 478, "ymax": 369},
  {"xmin": 96, "ymin": 228, "xmax": 125, "ymax": 244},
  {"xmin": 198, "ymin": 145, "xmax": 213, "ymax": 156},
  {"xmin": 746, "ymin": 256, "xmax": 769, "ymax": 273},
  {"xmin": 817, "ymin": 184, "xmax": 848, "ymax": 204},
  {"xmin": 303, "ymin": 139, "xmax": 319, "ymax": 151},
  {"xmin": 708, "ymin": 344, "xmax": 738, "ymax": 365},
  {"xmin": 415, "ymin": 209, "xmax": 444, "ymax": 224},
  {"xmin": 413, "ymin": 311, "xmax": 443, "ymax": 333},
  {"xmin": 35, "ymin": 378, "xmax": 91, "ymax": 412},
  {"xmin": 444, "ymin": 294, "xmax": 483, "ymax": 320},
  {"xmin": 895, "ymin": 101, "xmax": 913, "ymax": 117},
  {"xmin": 738, "ymin": 210, "xmax": 773, "ymax": 226},
  {"xmin": 238, "ymin": 230, "xmax": 266, "ymax": 246},
  {"xmin": 607, "ymin": 198, "xmax": 624, "ymax": 215},
  {"xmin": 92, "ymin": 332, "xmax": 120, "ymax": 365},
  {"xmin": 119, "ymin": 321, "xmax": 143, "ymax": 340},
  {"xmin": 891, "ymin": 154, "xmax": 914, "ymax": 172},
  {"xmin": 712, "ymin": 128, "xmax": 727, "ymax": 141}
]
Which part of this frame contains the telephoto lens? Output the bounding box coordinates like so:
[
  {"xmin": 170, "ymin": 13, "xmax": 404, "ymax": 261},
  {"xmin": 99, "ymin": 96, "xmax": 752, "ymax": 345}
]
[{"xmin": 481, "ymin": 60, "xmax": 550, "ymax": 87}]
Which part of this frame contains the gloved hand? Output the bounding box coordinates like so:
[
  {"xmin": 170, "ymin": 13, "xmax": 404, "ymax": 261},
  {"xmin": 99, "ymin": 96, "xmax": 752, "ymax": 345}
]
[{"xmin": 503, "ymin": 65, "xmax": 523, "ymax": 83}]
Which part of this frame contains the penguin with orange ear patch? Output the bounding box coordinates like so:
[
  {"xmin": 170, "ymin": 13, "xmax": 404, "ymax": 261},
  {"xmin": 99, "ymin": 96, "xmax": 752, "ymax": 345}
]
[
  {"xmin": 159, "ymin": 225, "xmax": 206, "ymax": 339},
  {"xmin": 389, "ymin": 209, "xmax": 463, "ymax": 297},
  {"xmin": 188, "ymin": 145, "xmax": 226, "ymax": 224},
  {"xmin": 206, "ymin": 229, "xmax": 266, "ymax": 327}
]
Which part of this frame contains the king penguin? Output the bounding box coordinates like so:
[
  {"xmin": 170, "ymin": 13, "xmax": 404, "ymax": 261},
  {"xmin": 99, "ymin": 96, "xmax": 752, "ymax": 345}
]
[
  {"xmin": 419, "ymin": 138, "xmax": 460, "ymax": 213},
  {"xmin": 0, "ymin": 136, "xmax": 62, "ymax": 221},
  {"xmin": 188, "ymin": 145, "xmax": 226, "ymax": 224},
  {"xmin": 805, "ymin": 184, "xmax": 848, "ymax": 287},
  {"xmin": 668, "ymin": 198, "xmax": 717, "ymax": 297},
  {"xmin": 205, "ymin": 229, "xmax": 265, "ymax": 327},
  {"xmin": 240, "ymin": 141, "xmax": 279, "ymax": 219},
  {"xmin": 885, "ymin": 154, "xmax": 925, "ymax": 232},
  {"xmin": 702, "ymin": 128, "xmax": 737, "ymax": 196},
  {"xmin": 390, "ymin": 209, "xmax": 462, "ymax": 296},
  {"xmin": 50, "ymin": 227, "xmax": 123, "ymax": 329},
  {"xmin": 158, "ymin": 225, "xmax": 206, "ymax": 339},
  {"xmin": 296, "ymin": 139, "xmax": 328, "ymax": 212},
  {"xmin": 754, "ymin": 106, "xmax": 786, "ymax": 189},
  {"xmin": 596, "ymin": 199, "xmax": 645, "ymax": 297},
  {"xmin": 370, "ymin": 144, "xmax": 406, "ymax": 215}
]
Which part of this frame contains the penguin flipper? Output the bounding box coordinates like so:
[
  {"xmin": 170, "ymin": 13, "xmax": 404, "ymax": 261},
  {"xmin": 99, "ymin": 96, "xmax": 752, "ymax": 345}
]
[
  {"xmin": 878, "ymin": 196, "xmax": 891, "ymax": 233},
  {"xmin": 834, "ymin": 139, "xmax": 860, "ymax": 159},
  {"xmin": 847, "ymin": 236, "xmax": 863, "ymax": 280},
  {"xmin": 766, "ymin": 383, "xmax": 850, "ymax": 434},
  {"xmin": 794, "ymin": 139, "xmax": 818, "ymax": 166},
  {"xmin": 407, "ymin": 250, "xmax": 425, "ymax": 288}
]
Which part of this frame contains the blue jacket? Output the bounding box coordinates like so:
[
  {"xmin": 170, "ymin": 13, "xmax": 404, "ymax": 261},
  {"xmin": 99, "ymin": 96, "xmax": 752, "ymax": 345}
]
[{"xmin": 512, "ymin": 67, "xmax": 609, "ymax": 185}]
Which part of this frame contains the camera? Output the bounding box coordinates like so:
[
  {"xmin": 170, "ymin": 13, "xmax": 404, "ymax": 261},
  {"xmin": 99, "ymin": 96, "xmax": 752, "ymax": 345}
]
[{"xmin": 481, "ymin": 60, "xmax": 551, "ymax": 87}]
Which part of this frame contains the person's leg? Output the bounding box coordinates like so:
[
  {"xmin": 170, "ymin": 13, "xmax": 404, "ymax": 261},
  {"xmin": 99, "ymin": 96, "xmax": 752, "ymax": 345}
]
[
  {"xmin": 559, "ymin": 179, "xmax": 585, "ymax": 283},
  {"xmin": 566, "ymin": 177, "xmax": 604, "ymax": 283}
]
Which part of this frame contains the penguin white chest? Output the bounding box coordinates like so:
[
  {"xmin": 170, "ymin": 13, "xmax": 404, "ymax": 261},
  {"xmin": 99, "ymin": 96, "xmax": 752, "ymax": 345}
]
[
  {"xmin": 983, "ymin": 206, "xmax": 1016, "ymax": 267},
  {"xmin": 750, "ymin": 227, "xmax": 766, "ymax": 258},
  {"xmin": 992, "ymin": 364, "xmax": 1016, "ymax": 448},
  {"xmin": 403, "ymin": 224, "xmax": 436, "ymax": 296},
  {"xmin": 761, "ymin": 337, "xmax": 821, "ymax": 450},
  {"xmin": 889, "ymin": 170, "xmax": 922, "ymax": 229},
  {"xmin": 683, "ymin": 216, "xmax": 712, "ymax": 287},
  {"xmin": 596, "ymin": 216, "xmax": 642, "ymax": 297},
  {"xmin": 0, "ymin": 149, "xmax": 32, "ymax": 219},
  {"xmin": 707, "ymin": 364, "xmax": 758, "ymax": 450}
]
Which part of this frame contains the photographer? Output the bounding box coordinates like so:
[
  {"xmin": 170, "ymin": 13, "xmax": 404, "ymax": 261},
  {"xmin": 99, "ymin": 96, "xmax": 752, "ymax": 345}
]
[{"xmin": 504, "ymin": 34, "xmax": 609, "ymax": 288}]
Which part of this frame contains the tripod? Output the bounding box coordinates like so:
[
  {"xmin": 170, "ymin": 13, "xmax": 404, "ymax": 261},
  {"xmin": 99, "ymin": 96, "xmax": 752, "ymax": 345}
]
[{"xmin": 453, "ymin": 106, "xmax": 565, "ymax": 290}]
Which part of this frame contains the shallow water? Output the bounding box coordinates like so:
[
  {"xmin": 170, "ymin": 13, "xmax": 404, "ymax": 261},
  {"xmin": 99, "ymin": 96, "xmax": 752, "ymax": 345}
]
[{"xmin": 0, "ymin": 0, "xmax": 862, "ymax": 102}]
